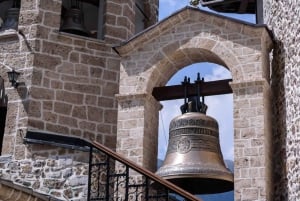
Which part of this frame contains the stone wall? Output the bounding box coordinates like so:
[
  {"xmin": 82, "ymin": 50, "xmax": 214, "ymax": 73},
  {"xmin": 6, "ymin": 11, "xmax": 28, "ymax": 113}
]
[
  {"xmin": 145, "ymin": 0, "xmax": 159, "ymax": 28},
  {"xmin": 1, "ymin": 0, "xmax": 160, "ymax": 160},
  {"xmin": 27, "ymin": 0, "xmax": 121, "ymax": 152},
  {"xmin": 0, "ymin": 1, "xmax": 37, "ymax": 157},
  {"xmin": 104, "ymin": 0, "xmax": 135, "ymax": 43},
  {"xmin": 0, "ymin": 0, "xmax": 159, "ymax": 200},
  {"xmin": 264, "ymin": 1, "xmax": 300, "ymax": 200},
  {"xmin": 0, "ymin": 151, "xmax": 89, "ymax": 200}
]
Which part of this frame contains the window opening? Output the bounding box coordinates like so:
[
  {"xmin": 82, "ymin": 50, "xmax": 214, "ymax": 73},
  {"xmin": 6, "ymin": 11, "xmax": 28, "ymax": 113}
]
[
  {"xmin": 0, "ymin": 0, "xmax": 20, "ymax": 31},
  {"xmin": 157, "ymin": 63, "xmax": 234, "ymax": 200},
  {"xmin": 60, "ymin": 0, "xmax": 104, "ymax": 39}
]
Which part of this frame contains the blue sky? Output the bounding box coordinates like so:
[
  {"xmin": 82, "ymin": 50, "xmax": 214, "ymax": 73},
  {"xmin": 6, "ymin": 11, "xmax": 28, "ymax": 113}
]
[
  {"xmin": 157, "ymin": 1, "xmax": 256, "ymax": 161},
  {"xmin": 159, "ymin": 0, "xmax": 256, "ymax": 22}
]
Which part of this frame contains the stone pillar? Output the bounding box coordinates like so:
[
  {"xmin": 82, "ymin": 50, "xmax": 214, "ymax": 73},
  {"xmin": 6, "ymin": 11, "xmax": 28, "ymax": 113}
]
[
  {"xmin": 116, "ymin": 93, "xmax": 161, "ymax": 171},
  {"xmin": 144, "ymin": 0, "xmax": 159, "ymax": 28},
  {"xmin": 231, "ymin": 80, "xmax": 272, "ymax": 201},
  {"xmin": 104, "ymin": 0, "xmax": 135, "ymax": 43}
]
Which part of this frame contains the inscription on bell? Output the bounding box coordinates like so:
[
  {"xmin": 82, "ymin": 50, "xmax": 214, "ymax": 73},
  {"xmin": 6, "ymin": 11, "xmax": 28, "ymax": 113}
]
[
  {"xmin": 169, "ymin": 117, "xmax": 218, "ymax": 130},
  {"xmin": 170, "ymin": 127, "xmax": 218, "ymax": 138},
  {"xmin": 167, "ymin": 113, "xmax": 221, "ymax": 154}
]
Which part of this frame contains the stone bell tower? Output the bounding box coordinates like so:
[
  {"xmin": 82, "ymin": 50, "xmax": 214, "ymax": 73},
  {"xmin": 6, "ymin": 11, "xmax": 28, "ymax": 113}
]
[
  {"xmin": 0, "ymin": 0, "xmax": 158, "ymax": 200},
  {"xmin": 0, "ymin": 0, "xmax": 299, "ymax": 201}
]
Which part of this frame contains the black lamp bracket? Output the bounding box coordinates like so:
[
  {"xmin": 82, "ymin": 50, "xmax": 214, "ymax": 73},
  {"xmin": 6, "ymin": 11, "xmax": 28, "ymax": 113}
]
[{"xmin": 7, "ymin": 70, "xmax": 20, "ymax": 88}]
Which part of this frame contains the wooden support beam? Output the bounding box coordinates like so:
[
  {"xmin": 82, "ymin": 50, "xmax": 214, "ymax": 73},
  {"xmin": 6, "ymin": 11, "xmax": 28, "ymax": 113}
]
[{"xmin": 152, "ymin": 79, "xmax": 232, "ymax": 101}]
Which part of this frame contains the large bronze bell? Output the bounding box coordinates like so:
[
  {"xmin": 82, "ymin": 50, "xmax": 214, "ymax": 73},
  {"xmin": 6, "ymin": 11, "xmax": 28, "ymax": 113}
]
[
  {"xmin": 156, "ymin": 96, "xmax": 233, "ymax": 194},
  {"xmin": 60, "ymin": 1, "xmax": 90, "ymax": 37}
]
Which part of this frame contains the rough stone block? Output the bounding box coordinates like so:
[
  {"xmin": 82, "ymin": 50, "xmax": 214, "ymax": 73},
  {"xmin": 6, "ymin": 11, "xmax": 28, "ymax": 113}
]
[
  {"xmin": 87, "ymin": 106, "xmax": 103, "ymax": 122},
  {"xmin": 33, "ymin": 53, "xmax": 61, "ymax": 70},
  {"xmin": 56, "ymin": 91, "xmax": 84, "ymax": 104},
  {"xmin": 43, "ymin": 12, "xmax": 60, "ymax": 28},
  {"xmin": 242, "ymin": 188, "xmax": 259, "ymax": 200}
]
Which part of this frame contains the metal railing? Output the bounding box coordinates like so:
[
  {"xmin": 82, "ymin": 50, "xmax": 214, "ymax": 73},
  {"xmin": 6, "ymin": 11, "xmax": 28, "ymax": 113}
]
[
  {"xmin": 88, "ymin": 141, "xmax": 201, "ymax": 201},
  {"xmin": 24, "ymin": 132, "xmax": 201, "ymax": 201}
]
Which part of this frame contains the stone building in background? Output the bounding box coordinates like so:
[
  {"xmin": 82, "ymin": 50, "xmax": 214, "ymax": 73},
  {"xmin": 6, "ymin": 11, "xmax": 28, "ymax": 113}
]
[{"xmin": 0, "ymin": 0, "xmax": 298, "ymax": 201}]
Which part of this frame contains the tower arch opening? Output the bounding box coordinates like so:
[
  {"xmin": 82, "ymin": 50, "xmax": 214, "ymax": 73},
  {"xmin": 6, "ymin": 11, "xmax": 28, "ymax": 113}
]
[
  {"xmin": 115, "ymin": 7, "xmax": 273, "ymax": 200},
  {"xmin": 157, "ymin": 62, "xmax": 234, "ymax": 198},
  {"xmin": 158, "ymin": 62, "xmax": 233, "ymax": 162}
]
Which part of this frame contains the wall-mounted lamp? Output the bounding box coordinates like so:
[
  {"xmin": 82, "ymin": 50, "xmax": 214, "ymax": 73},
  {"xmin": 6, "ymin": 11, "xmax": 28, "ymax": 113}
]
[{"xmin": 7, "ymin": 70, "xmax": 20, "ymax": 88}]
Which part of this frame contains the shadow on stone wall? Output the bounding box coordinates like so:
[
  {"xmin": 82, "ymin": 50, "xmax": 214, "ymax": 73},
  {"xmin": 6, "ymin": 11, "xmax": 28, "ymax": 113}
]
[
  {"xmin": 18, "ymin": 85, "xmax": 29, "ymax": 113},
  {"xmin": 271, "ymin": 40, "xmax": 288, "ymax": 201},
  {"xmin": 0, "ymin": 77, "xmax": 8, "ymax": 155}
]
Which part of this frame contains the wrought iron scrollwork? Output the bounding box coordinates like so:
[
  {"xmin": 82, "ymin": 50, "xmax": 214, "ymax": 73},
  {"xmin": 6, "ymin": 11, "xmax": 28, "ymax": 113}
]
[{"xmin": 88, "ymin": 143, "xmax": 200, "ymax": 201}]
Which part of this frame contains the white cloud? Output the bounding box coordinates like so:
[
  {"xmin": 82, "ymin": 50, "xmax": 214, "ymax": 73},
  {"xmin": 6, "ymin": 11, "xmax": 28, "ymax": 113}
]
[
  {"xmin": 206, "ymin": 94, "xmax": 233, "ymax": 160},
  {"xmin": 158, "ymin": 99, "xmax": 182, "ymax": 159},
  {"xmin": 206, "ymin": 66, "xmax": 233, "ymax": 161},
  {"xmin": 205, "ymin": 65, "xmax": 232, "ymax": 81},
  {"xmin": 160, "ymin": 0, "xmax": 178, "ymax": 7}
]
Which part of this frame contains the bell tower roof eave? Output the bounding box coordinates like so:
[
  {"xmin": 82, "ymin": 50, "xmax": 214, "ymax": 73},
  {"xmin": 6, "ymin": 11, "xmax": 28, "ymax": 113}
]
[{"xmin": 113, "ymin": 6, "xmax": 273, "ymax": 57}]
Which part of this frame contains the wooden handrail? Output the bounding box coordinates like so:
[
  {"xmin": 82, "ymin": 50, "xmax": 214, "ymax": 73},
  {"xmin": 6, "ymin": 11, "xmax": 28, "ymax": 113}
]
[{"xmin": 92, "ymin": 141, "xmax": 202, "ymax": 201}]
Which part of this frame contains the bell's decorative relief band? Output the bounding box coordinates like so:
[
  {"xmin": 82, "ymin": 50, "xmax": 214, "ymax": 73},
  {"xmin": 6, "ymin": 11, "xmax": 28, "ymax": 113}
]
[
  {"xmin": 169, "ymin": 118, "xmax": 218, "ymax": 130},
  {"xmin": 170, "ymin": 127, "xmax": 219, "ymax": 138},
  {"xmin": 167, "ymin": 135, "xmax": 220, "ymax": 154}
]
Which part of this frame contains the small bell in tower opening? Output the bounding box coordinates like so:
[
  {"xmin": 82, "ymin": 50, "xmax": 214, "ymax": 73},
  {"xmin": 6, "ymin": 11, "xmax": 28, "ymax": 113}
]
[
  {"xmin": 156, "ymin": 77, "xmax": 233, "ymax": 194},
  {"xmin": 0, "ymin": 0, "xmax": 20, "ymax": 31},
  {"xmin": 60, "ymin": 0, "xmax": 90, "ymax": 37}
]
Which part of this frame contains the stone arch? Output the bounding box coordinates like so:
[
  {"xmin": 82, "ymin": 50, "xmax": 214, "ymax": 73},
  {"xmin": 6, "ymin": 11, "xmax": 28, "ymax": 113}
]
[
  {"xmin": 115, "ymin": 7, "xmax": 274, "ymax": 201},
  {"xmin": 145, "ymin": 39, "xmax": 238, "ymax": 92},
  {"xmin": 119, "ymin": 36, "xmax": 260, "ymax": 96}
]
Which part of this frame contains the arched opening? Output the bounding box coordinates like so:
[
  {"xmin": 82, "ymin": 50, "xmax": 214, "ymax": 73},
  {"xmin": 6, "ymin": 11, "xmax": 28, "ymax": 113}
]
[
  {"xmin": 157, "ymin": 62, "xmax": 234, "ymax": 200},
  {"xmin": 115, "ymin": 6, "xmax": 273, "ymax": 200},
  {"xmin": 60, "ymin": 0, "xmax": 105, "ymax": 39}
]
